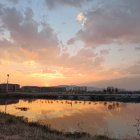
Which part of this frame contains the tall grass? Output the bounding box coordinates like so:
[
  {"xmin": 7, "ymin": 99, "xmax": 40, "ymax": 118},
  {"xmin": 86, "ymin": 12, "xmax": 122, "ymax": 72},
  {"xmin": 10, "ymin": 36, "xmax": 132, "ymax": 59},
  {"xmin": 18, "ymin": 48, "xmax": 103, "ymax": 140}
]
[{"xmin": 0, "ymin": 112, "xmax": 117, "ymax": 140}]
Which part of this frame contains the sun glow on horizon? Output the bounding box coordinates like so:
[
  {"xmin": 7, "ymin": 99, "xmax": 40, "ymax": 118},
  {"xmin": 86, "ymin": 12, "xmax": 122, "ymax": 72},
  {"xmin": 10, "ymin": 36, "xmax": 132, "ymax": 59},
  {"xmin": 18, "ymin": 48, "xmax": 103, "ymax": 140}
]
[{"xmin": 0, "ymin": 0, "xmax": 139, "ymax": 89}]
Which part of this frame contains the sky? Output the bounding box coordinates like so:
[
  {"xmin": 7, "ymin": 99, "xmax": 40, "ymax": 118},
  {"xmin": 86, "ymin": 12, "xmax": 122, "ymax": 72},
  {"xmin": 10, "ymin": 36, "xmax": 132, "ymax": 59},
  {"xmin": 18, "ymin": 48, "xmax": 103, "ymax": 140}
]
[{"xmin": 0, "ymin": 0, "xmax": 140, "ymax": 90}]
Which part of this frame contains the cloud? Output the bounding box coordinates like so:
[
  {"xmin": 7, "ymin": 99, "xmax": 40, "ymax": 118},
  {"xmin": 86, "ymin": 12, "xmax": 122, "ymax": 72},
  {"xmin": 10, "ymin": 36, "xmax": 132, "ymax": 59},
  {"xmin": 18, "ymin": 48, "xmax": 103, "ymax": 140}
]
[
  {"xmin": 100, "ymin": 49, "xmax": 110, "ymax": 55},
  {"xmin": 67, "ymin": 38, "xmax": 76, "ymax": 45},
  {"xmin": 76, "ymin": 12, "xmax": 87, "ymax": 26},
  {"xmin": 7, "ymin": 0, "xmax": 19, "ymax": 4},
  {"xmin": 0, "ymin": 1, "xmax": 139, "ymax": 88},
  {"xmin": 124, "ymin": 63, "xmax": 140, "ymax": 75},
  {"xmin": 2, "ymin": 8, "xmax": 58, "ymax": 49},
  {"xmin": 92, "ymin": 76, "xmax": 140, "ymax": 90},
  {"xmin": 44, "ymin": 0, "xmax": 91, "ymax": 9},
  {"xmin": 135, "ymin": 47, "xmax": 140, "ymax": 51},
  {"xmin": 0, "ymin": 3, "xmax": 105, "ymax": 76},
  {"xmin": 0, "ymin": 5, "xmax": 60, "ymax": 63},
  {"xmin": 71, "ymin": 0, "xmax": 140, "ymax": 48},
  {"xmin": 0, "ymin": 3, "xmax": 106, "ymax": 85}
]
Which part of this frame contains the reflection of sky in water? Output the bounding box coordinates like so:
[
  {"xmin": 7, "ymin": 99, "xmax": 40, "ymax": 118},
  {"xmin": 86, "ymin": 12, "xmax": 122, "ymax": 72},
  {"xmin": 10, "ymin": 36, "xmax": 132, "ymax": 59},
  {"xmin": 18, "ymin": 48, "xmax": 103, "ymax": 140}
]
[{"xmin": 0, "ymin": 99, "xmax": 140, "ymax": 139}]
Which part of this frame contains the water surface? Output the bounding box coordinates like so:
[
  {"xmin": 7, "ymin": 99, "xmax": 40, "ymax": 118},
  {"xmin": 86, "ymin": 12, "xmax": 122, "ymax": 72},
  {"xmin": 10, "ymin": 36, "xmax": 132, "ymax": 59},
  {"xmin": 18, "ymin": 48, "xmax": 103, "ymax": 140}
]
[{"xmin": 0, "ymin": 99, "xmax": 139, "ymax": 139}]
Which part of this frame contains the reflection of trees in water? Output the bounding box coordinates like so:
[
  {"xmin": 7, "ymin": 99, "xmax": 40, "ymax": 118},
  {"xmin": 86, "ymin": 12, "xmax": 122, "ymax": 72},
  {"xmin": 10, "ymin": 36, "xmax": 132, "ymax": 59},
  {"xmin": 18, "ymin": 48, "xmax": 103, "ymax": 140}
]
[
  {"xmin": 16, "ymin": 99, "xmax": 127, "ymax": 111},
  {"xmin": 32, "ymin": 100, "xmax": 94, "ymax": 106},
  {"xmin": 23, "ymin": 99, "xmax": 36, "ymax": 103},
  {"xmin": 0, "ymin": 99, "xmax": 19, "ymax": 114},
  {"xmin": 27, "ymin": 100, "xmax": 78, "ymax": 107},
  {"xmin": 104, "ymin": 102, "xmax": 107, "ymax": 106},
  {"xmin": 103, "ymin": 102, "xmax": 127, "ymax": 110},
  {"xmin": 15, "ymin": 107, "xmax": 29, "ymax": 111},
  {"xmin": 0, "ymin": 99, "xmax": 19, "ymax": 105},
  {"xmin": 134, "ymin": 117, "xmax": 140, "ymax": 138}
]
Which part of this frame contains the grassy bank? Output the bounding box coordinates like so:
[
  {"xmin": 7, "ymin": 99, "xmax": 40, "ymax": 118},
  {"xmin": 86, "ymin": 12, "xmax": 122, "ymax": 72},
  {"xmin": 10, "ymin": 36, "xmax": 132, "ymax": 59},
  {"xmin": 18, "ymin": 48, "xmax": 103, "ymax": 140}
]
[{"xmin": 0, "ymin": 112, "xmax": 117, "ymax": 140}]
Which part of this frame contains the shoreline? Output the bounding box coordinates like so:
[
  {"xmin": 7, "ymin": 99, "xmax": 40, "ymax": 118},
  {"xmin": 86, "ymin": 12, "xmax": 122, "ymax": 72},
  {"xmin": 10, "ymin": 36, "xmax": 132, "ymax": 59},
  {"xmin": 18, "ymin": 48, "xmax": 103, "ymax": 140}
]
[
  {"xmin": 0, "ymin": 112, "xmax": 117, "ymax": 140},
  {"xmin": 0, "ymin": 92, "xmax": 140, "ymax": 103}
]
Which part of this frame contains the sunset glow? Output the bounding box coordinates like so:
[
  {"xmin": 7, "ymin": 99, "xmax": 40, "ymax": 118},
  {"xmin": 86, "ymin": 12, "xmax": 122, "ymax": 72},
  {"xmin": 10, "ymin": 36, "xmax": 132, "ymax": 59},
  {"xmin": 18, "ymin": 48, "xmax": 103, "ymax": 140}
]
[{"xmin": 0, "ymin": 0, "xmax": 140, "ymax": 89}]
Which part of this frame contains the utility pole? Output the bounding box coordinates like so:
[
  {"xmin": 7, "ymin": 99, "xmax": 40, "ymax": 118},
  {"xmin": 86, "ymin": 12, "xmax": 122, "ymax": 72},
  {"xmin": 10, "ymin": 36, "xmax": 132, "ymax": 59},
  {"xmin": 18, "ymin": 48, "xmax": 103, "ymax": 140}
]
[
  {"xmin": 6, "ymin": 74, "xmax": 9, "ymax": 93},
  {"xmin": 5, "ymin": 101, "xmax": 7, "ymax": 114}
]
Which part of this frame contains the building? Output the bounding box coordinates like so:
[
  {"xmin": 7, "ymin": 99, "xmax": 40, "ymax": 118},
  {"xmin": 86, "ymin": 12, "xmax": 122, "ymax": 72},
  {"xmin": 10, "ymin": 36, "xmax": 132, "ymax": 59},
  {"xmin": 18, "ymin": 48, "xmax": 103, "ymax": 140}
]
[
  {"xmin": 21, "ymin": 86, "xmax": 66, "ymax": 93},
  {"xmin": 21, "ymin": 86, "xmax": 41, "ymax": 92},
  {"xmin": 20, "ymin": 85, "xmax": 87, "ymax": 93},
  {"xmin": 65, "ymin": 86, "xmax": 87, "ymax": 93},
  {"xmin": 0, "ymin": 83, "xmax": 20, "ymax": 93},
  {"xmin": 41, "ymin": 86, "xmax": 66, "ymax": 92}
]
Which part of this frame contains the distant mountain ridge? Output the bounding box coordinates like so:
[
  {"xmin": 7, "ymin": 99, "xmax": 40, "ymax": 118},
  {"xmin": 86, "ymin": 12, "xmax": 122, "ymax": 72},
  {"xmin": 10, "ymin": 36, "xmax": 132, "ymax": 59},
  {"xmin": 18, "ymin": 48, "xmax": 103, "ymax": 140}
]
[{"xmin": 83, "ymin": 76, "xmax": 140, "ymax": 91}]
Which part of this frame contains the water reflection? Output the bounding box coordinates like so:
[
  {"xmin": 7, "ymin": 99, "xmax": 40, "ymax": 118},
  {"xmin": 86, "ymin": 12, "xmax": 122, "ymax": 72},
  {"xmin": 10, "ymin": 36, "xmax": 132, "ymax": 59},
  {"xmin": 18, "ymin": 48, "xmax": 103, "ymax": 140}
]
[
  {"xmin": 15, "ymin": 107, "xmax": 29, "ymax": 111},
  {"xmin": 0, "ymin": 99, "xmax": 139, "ymax": 138},
  {"xmin": 0, "ymin": 99, "xmax": 19, "ymax": 105},
  {"xmin": 17, "ymin": 99, "xmax": 126, "ymax": 110},
  {"xmin": 0, "ymin": 99, "xmax": 19, "ymax": 113}
]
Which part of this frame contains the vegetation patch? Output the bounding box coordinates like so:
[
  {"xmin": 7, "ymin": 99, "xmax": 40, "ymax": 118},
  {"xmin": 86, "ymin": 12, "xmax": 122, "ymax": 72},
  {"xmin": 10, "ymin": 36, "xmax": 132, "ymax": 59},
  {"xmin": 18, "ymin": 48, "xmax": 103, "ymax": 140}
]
[{"xmin": 0, "ymin": 112, "xmax": 118, "ymax": 140}]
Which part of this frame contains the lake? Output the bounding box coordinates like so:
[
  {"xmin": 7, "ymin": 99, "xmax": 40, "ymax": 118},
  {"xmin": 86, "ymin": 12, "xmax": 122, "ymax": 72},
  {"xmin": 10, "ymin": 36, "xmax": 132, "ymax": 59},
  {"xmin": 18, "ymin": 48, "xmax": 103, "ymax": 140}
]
[{"xmin": 0, "ymin": 99, "xmax": 139, "ymax": 139}]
